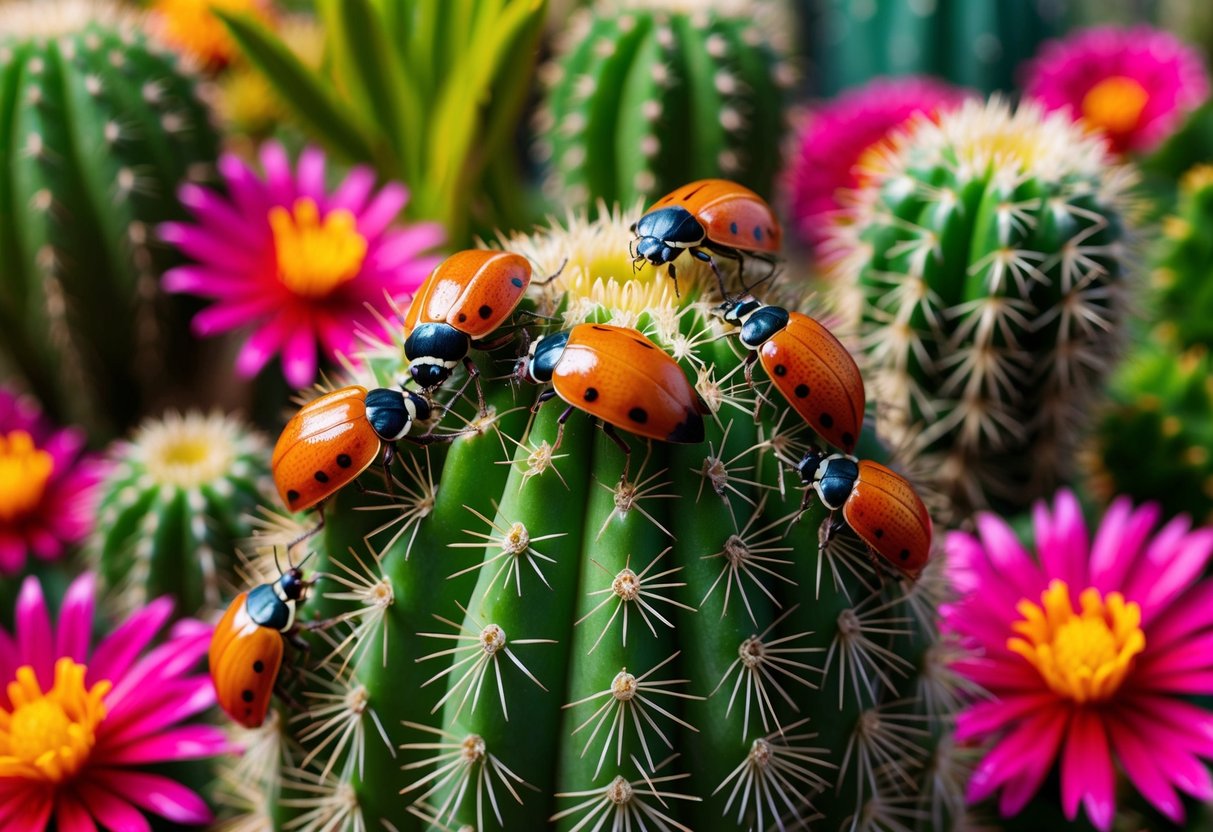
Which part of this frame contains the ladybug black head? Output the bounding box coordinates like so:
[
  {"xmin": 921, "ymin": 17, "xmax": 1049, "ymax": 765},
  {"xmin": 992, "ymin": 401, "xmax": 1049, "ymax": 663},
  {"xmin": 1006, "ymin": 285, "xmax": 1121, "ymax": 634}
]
[
  {"xmin": 279, "ymin": 567, "xmax": 307, "ymax": 601},
  {"xmin": 409, "ymin": 361, "xmax": 453, "ymax": 390},
  {"xmin": 712, "ymin": 296, "xmax": 762, "ymax": 327},
  {"xmin": 634, "ymin": 236, "xmax": 681, "ymax": 266},
  {"xmin": 795, "ymin": 449, "xmax": 828, "ymax": 485}
]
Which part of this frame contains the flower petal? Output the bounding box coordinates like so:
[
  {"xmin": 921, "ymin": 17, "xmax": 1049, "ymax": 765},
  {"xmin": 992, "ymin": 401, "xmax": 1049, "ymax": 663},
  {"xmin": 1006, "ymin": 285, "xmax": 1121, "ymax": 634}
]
[
  {"xmin": 296, "ymin": 146, "xmax": 327, "ymax": 205},
  {"xmin": 16, "ymin": 575, "xmax": 53, "ymax": 688},
  {"xmin": 55, "ymin": 790, "xmax": 99, "ymax": 832},
  {"xmin": 1060, "ymin": 708, "xmax": 1114, "ymax": 830},
  {"xmin": 356, "ymin": 182, "xmax": 408, "ymax": 239},
  {"xmin": 1108, "ymin": 717, "xmax": 1185, "ymax": 824},
  {"xmin": 90, "ymin": 770, "xmax": 213, "ymax": 826},
  {"xmin": 281, "ymin": 319, "xmax": 319, "ymax": 389},
  {"xmin": 74, "ymin": 783, "xmax": 152, "ymax": 832},
  {"xmin": 328, "ymin": 165, "xmax": 376, "ymax": 215},
  {"xmin": 96, "ymin": 725, "xmax": 231, "ymax": 765},
  {"xmin": 55, "ymin": 572, "xmax": 96, "ymax": 664},
  {"xmin": 87, "ymin": 597, "xmax": 174, "ymax": 684},
  {"xmin": 1088, "ymin": 497, "xmax": 1154, "ymax": 593},
  {"xmin": 968, "ymin": 706, "xmax": 1068, "ymax": 806}
]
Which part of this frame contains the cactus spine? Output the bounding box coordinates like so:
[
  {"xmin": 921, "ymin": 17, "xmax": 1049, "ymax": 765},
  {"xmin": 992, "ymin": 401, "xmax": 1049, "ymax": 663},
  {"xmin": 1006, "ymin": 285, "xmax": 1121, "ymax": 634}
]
[
  {"xmin": 0, "ymin": 3, "xmax": 219, "ymax": 439},
  {"xmin": 92, "ymin": 411, "xmax": 273, "ymax": 616},
  {"xmin": 536, "ymin": 1, "xmax": 794, "ymax": 210},
  {"xmin": 829, "ymin": 98, "xmax": 1137, "ymax": 522},
  {"xmin": 217, "ymin": 208, "xmax": 954, "ymax": 831}
]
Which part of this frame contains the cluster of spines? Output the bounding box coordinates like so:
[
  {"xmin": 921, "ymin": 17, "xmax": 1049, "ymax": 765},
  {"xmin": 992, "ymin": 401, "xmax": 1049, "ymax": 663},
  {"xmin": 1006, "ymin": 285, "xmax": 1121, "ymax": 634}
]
[
  {"xmin": 833, "ymin": 100, "xmax": 1136, "ymax": 521},
  {"xmin": 0, "ymin": 13, "xmax": 218, "ymax": 438},
  {"xmin": 535, "ymin": 1, "xmax": 794, "ymax": 210},
  {"xmin": 217, "ymin": 288, "xmax": 955, "ymax": 831}
]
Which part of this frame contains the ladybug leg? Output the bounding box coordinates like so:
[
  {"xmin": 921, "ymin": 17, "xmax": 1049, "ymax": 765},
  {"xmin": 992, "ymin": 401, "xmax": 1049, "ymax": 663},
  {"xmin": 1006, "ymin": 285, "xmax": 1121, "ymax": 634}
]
[
  {"xmin": 552, "ymin": 403, "xmax": 576, "ymax": 451},
  {"xmin": 741, "ymin": 352, "xmax": 776, "ymax": 421},
  {"xmin": 600, "ymin": 422, "xmax": 633, "ymax": 484},
  {"xmin": 817, "ymin": 512, "xmax": 844, "ymax": 553},
  {"xmin": 457, "ymin": 356, "xmax": 487, "ymax": 416},
  {"xmin": 380, "ymin": 443, "xmax": 397, "ymax": 496},
  {"xmin": 287, "ymin": 506, "xmax": 326, "ymax": 554},
  {"xmin": 534, "ymin": 257, "xmax": 568, "ymax": 286},
  {"xmin": 532, "ymin": 388, "xmax": 558, "ymax": 415},
  {"xmin": 691, "ymin": 247, "xmax": 728, "ymax": 299},
  {"xmin": 667, "ymin": 262, "xmax": 682, "ymax": 298}
]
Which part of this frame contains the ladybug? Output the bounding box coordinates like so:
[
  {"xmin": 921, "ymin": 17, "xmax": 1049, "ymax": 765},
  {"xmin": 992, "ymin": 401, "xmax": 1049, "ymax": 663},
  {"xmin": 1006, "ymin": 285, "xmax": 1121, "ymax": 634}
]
[
  {"xmin": 631, "ymin": 179, "xmax": 781, "ymax": 295},
  {"xmin": 515, "ymin": 323, "xmax": 707, "ymax": 476},
  {"xmin": 272, "ymin": 385, "xmax": 442, "ymax": 515},
  {"xmin": 209, "ymin": 565, "xmax": 312, "ymax": 728},
  {"xmin": 714, "ymin": 296, "xmax": 865, "ymax": 454},
  {"xmin": 795, "ymin": 448, "xmax": 932, "ymax": 578},
  {"xmin": 403, "ymin": 249, "xmax": 534, "ymax": 409}
]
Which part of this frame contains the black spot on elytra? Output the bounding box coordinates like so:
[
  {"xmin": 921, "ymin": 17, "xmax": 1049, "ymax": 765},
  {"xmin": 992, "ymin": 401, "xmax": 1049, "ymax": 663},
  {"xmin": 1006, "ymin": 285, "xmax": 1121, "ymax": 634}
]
[
  {"xmin": 819, "ymin": 412, "xmax": 834, "ymax": 428},
  {"xmin": 774, "ymin": 364, "xmax": 787, "ymax": 377},
  {"xmin": 242, "ymin": 689, "xmax": 254, "ymax": 703},
  {"xmin": 753, "ymin": 226, "xmax": 763, "ymax": 241},
  {"xmin": 286, "ymin": 489, "xmax": 300, "ymax": 503},
  {"xmin": 842, "ymin": 432, "xmax": 855, "ymax": 449},
  {"xmin": 899, "ymin": 548, "xmax": 910, "ymax": 561},
  {"xmin": 628, "ymin": 407, "xmax": 649, "ymax": 424},
  {"xmin": 794, "ymin": 384, "xmax": 809, "ymax": 398},
  {"xmin": 511, "ymin": 276, "xmax": 524, "ymax": 288},
  {"xmin": 314, "ymin": 470, "xmax": 330, "ymax": 483},
  {"xmin": 592, "ymin": 325, "xmax": 610, "ymax": 332},
  {"xmin": 336, "ymin": 453, "xmax": 352, "ymax": 468},
  {"xmin": 457, "ymin": 312, "xmax": 467, "ymax": 323},
  {"xmin": 584, "ymin": 387, "xmax": 599, "ymax": 402},
  {"xmin": 874, "ymin": 529, "xmax": 884, "ymax": 539},
  {"xmin": 730, "ymin": 221, "xmax": 739, "ymax": 234},
  {"xmin": 632, "ymin": 337, "xmax": 655, "ymax": 350},
  {"xmin": 253, "ymin": 660, "xmax": 265, "ymax": 673},
  {"xmin": 478, "ymin": 304, "xmax": 493, "ymax": 319}
]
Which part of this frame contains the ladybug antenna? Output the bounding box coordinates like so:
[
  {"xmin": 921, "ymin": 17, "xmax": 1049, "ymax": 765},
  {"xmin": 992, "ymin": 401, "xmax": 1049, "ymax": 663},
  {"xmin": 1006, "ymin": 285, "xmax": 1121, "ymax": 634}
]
[
  {"xmin": 273, "ymin": 544, "xmax": 286, "ymax": 576},
  {"xmin": 532, "ymin": 257, "xmax": 568, "ymax": 286},
  {"xmin": 295, "ymin": 547, "xmax": 318, "ymax": 572}
]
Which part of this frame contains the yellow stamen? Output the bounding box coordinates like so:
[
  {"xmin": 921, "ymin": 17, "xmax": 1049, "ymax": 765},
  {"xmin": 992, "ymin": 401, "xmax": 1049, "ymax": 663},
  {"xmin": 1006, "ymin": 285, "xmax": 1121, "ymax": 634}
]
[
  {"xmin": 1008, "ymin": 579, "xmax": 1145, "ymax": 703},
  {"xmin": 1082, "ymin": 76, "xmax": 1150, "ymax": 137},
  {"xmin": 0, "ymin": 659, "xmax": 110, "ymax": 783},
  {"xmin": 0, "ymin": 431, "xmax": 53, "ymax": 524},
  {"xmin": 151, "ymin": 0, "xmax": 269, "ymax": 67},
  {"xmin": 269, "ymin": 198, "xmax": 368, "ymax": 299}
]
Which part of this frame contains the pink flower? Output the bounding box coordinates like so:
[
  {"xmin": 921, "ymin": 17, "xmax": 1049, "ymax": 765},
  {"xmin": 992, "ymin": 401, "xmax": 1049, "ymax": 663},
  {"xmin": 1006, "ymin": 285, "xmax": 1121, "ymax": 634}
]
[
  {"xmin": 946, "ymin": 489, "xmax": 1213, "ymax": 829},
  {"xmin": 161, "ymin": 142, "xmax": 445, "ymax": 388},
  {"xmin": 784, "ymin": 76, "xmax": 969, "ymax": 255},
  {"xmin": 1023, "ymin": 26, "xmax": 1210, "ymax": 155},
  {"xmin": 0, "ymin": 388, "xmax": 105, "ymax": 574},
  {"xmin": 0, "ymin": 573, "xmax": 228, "ymax": 830}
]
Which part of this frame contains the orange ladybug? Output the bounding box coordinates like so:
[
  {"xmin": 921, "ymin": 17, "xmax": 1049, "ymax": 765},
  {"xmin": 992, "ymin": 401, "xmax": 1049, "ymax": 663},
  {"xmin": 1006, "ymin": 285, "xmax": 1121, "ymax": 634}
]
[
  {"xmin": 271, "ymin": 385, "xmax": 436, "ymax": 514},
  {"xmin": 515, "ymin": 323, "xmax": 707, "ymax": 475},
  {"xmin": 631, "ymin": 179, "xmax": 781, "ymax": 295},
  {"xmin": 209, "ymin": 566, "xmax": 310, "ymax": 728},
  {"xmin": 796, "ymin": 449, "xmax": 932, "ymax": 578},
  {"xmin": 715, "ymin": 296, "xmax": 865, "ymax": 454},
  {"xmin": 404, "ymin": 250, "xmax": 534, "ymax": 407}
]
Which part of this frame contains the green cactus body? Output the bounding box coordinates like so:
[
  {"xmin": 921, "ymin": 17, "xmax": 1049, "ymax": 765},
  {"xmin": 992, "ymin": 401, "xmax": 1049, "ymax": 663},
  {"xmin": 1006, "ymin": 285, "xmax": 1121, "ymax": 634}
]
[
  {"xmin": 810, "ymin": 0, "xmax": 1064, "ymax": 95},
  {"xmin": 1088, "ymin": 166, "xmax": 1213, "ymax": 523},
  {"xmin": 92, "ymin": 411, "xmax": 271, "ymax": 616},
  {"xmin": 0, "ymin": 6, "xmax": 218, "ymax": 439},
  {"xmin": 537, "ymin": 1, "xmax": 793, "ymax": 210},
  {"xmin": 830, "ymin": 99, "xmax": 1137, "ymax": 522},
  {"xmin": 223, "ymin": 209, "xmax": 952, "ymax": 831}
]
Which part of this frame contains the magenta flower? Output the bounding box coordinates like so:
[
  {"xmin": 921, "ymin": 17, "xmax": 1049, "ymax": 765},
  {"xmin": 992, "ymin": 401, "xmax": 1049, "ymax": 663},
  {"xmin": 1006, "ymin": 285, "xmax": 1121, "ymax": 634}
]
[
  {"xmin": 0, "ymin": 388, "xmax": 104, "ymax": 574},
  {"xmin": 0, "ymin": 572, "xmax": 226, "ymax": 830},
  {"xmin": 784, "ymin": 76, "xmax": 968, "ymax": 255},
  {"xmin": 946, "ymin": 489, "xmax": 1213, "ymax": 829},
  {"xmin": 161, "ymin": 141, "xmax": 445, "ymax": 388},
  {"xmin": 1023, "ymin": 26, "xmax": 1210, "ymax": 155}
]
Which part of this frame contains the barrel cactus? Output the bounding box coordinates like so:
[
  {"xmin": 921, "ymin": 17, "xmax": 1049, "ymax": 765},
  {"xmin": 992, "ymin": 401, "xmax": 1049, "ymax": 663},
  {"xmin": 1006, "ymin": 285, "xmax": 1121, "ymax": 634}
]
[
  {"xmin": 0, "ymin": 0, "xmax": 219, "ymax": 439},
  {"xmin": 536, "ymin": 0, "xmax": 795, "ymax": 210},
  {"xmin": 91, "ymin": 410, "xmax": 273, "ymax": 616},
  {"xmin": 216, "ymin": 207, "xmax": 955, "ymax": 831},
  {"xmin": 828, "ymin": 98, "xmax": 1137, "ymax": 522},
  {"xmin": 809, "ymin": 0, "xmax": 1064, "ymax": 95}
]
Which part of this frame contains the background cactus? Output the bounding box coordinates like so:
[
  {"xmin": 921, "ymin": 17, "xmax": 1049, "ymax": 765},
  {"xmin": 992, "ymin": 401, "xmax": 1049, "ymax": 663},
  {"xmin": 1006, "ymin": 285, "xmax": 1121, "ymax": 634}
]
[
  {"xmin": 1089, "ymin": 165, "xmax": 1213, "ymax": 523},
  {"xmin": 0, "ymin": 2, "xmax": 220, "ymax": 440},
  {"xmin": 828, "ymin": 98, "xmax": 1137, "ymax": 522},
  {"xmin": 217, "ymin": 209, "xmax": 956, "ymax": 831},
  {"xmin": 536, "ymin": 0, "xmax": 795, "ymax": 210},
  {"xmin": 91, "ymin": 410, "xmax": 273, "ymax": 616},
  {"xmin": 806, "ymin": 0, "xmax": 1065, "ymax": 95}
]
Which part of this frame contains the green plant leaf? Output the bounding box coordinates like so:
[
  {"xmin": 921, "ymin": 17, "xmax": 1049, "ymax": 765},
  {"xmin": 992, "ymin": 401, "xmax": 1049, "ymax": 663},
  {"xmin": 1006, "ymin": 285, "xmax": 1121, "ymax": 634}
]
[{"xmin": 216, "ymin": 9, "xmax": 376, "ymax": 164}]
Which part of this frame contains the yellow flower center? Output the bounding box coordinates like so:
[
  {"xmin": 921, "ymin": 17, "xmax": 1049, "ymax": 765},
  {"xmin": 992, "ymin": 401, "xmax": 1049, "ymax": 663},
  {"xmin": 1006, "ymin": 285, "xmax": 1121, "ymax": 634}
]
[
  {"xmin": 0, "ymin": 659, "xmax": 110, "ymax": 783},
  {"xmin": 1008, "ymin": 580, "xmax": 1145, "ymax": 703},
  {"xmin": 269, "ymin": 198, "xmax": 368, "ymax": 299},
  {"xmin": 0, "ymin": 431, "xmax": 53, "ymax": 524},
  {"xmin": 1082, "ymin": 76, "xmax": 1150, "ymax": 137}
]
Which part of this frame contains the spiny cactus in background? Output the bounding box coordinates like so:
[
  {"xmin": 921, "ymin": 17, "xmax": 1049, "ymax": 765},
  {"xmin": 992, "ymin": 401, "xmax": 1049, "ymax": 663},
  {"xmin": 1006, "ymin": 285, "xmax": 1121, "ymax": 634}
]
[
  {"xmin": 536, "ymin": 1, "xmax": 795, "ymax": 210},
  {"xmin": 1091, "ymin": 344, "xmax": 1213, "ymax": 524},
  {"xmin": 1090, "ymin": 166, "xmax": 1213, "ymax": 523},
  {"xmin": 91, "ymin": 411, "xmax": 273, "ymax": 616},
  {"xmin": 0, "ymin": 1, "xmax": 219, "ymax": 440},
  {"xmin": 216, "ymin": 208, "xmax": 958, "ymax": 832},
  {"xmin": 809, "ymin": 0, "xmax": 1065, "ymax": 95},
  {"xmin": 829, "ymin": 99, "xmax": 1137, "ymax": 522}
]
